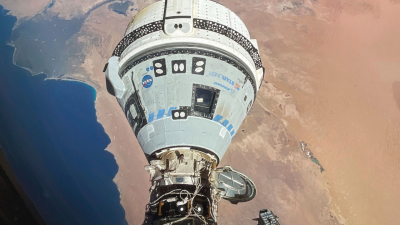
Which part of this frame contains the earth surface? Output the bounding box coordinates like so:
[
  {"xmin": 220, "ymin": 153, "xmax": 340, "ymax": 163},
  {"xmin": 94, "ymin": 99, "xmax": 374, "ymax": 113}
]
[{"xmin": 0, "ymin": 0, "xmax": 400, "ymax": 224}]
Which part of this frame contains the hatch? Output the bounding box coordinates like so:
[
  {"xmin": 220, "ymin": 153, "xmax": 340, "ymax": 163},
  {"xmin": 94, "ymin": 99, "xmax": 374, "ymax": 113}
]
[{"xmin": 215, "ymin": 166, "xmax": 256, "ymax": 204}]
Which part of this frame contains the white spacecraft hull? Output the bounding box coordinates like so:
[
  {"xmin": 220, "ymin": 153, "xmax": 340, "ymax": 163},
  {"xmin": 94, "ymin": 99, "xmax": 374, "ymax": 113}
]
[{"xmin": 105, "ymin": 0, "xmax": 264, "ymax": 224}]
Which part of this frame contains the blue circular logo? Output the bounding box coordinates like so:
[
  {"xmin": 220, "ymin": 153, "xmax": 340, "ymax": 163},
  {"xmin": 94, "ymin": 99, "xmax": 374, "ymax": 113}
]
[{"xmin": 142, "ymin": 75, "xmax": 153, "ymax": 88}]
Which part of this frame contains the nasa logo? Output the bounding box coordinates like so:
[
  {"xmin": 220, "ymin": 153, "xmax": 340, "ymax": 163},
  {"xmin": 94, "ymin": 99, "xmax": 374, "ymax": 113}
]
[{"xmin": 142, "ymin": 75, "xmax": 153, "ymax": 88}]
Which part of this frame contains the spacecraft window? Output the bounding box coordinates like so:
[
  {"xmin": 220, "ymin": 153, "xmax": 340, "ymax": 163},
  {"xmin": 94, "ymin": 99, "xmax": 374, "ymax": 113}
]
[
  {"xmin": 194, "ymin": 88, "xmax": 216, "ymax": 113},
  {"xmin": 152, "ymin": 59, "xmax": 167, "ymax": 77},
  {"xmin": 171, "ymin": 109, "xmax": 188, "ymax": 120},
  {"xmin": 192, "ymin": 57, "xmax": 206, "ymax": 75},
  {"xmin": 171, "ymin": 60, "xmax": 186, "ymax": 74}
]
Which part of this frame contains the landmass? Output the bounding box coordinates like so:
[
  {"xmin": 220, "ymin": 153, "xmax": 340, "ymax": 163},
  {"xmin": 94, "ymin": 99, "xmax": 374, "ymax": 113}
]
[
  {"xmin": 1, "ymin": 0, "xmax": 400, "ymax": 224},
  {"xmin": 0, "ymin": 0, "xmax": 51, "ymax": 21},
  {"xmin": 218, "ymin": 0, "xmax": 400, "ymax": 224}
]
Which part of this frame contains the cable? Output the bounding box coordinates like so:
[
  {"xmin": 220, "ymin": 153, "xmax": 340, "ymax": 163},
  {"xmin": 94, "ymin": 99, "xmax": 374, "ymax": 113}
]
[
  {"xmin": 169, "ymin": 184, "xmax": 204, "ymax": 225},
  {"xmin": 147, "ymin": 189, "xmax": 183, "ymax": 206}
]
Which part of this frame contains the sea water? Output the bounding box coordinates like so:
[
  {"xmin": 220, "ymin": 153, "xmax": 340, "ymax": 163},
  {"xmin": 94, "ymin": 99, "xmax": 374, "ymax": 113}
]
[{"xmin": 0, "ymin": 5, "xmax": 127, "ymax": 225}]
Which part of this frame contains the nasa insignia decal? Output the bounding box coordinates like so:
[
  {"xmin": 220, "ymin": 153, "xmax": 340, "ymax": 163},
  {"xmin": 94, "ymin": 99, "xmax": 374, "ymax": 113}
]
[{"xmin": 142, "ymin": 75, "xmax": 153, "ymax": 88}]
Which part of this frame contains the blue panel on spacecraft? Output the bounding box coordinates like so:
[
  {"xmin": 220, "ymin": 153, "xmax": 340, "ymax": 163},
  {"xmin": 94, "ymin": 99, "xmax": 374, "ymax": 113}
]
[
  {"xmin": 157, "ymin": 109, "xmax": 166, "ymax": 119},
  {"xmin": 213, "ymin": 115, "xmax": 223, "ymax": 122},
  {"xmin": 148, "ymin": 112, "xmax": 155, "ymax": 123},
  {"xmin": 167, "ymin": 107, "xmax": 178, "ymax": 116},
  {"xmin": 221, "ymin": 119, "xmax": 229, "ymax": 127}
]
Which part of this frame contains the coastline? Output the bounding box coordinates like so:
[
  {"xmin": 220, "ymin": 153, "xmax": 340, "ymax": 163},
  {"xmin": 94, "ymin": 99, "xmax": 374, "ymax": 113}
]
[
  {"xmin": 2, "ymin": 0, "xmax": 378, "ymax": 224},
  {"xmin": 44, "ymin": 76, "xmax": 99, "ymax": 91},
  {"xmin": 90, "ymin": 53, "xmax": 150, "ymax": 225},
  {"xmin": 2, "ymin": 2, "xmax": 149, "ymax": 223},
  {"xmin": 12, "ymin": 0, "xmax": 54, "ymax": 28},
  {"xmin": 0, "ymin": 1, "xmax": 150, "ymax": 224},
  {"xmin": 6, "ymin": 3, "xmax": 341, "ymax": 224},
  {"xmin": 5, "ymin": 35, "xmax": 99, "ymax": 94},
  {"xmin": 0, "ymin": 0, "xmax": 52, "ymax": 27},
  {"xmin": 0, "ymin": 8, "xmax": 129, "ymax": 224},
  {"xmin": 7, "ymin": 37, "xmax": 102, "ymax": 90}
]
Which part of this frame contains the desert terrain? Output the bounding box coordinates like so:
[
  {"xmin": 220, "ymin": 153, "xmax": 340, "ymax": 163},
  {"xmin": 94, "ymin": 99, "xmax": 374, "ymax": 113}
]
[
  {"xmin": 1, "ymin": 0, "xmax": 400, "ymax": 224},
  {"xmin": 217, "ymin": 0, "xmax": 400, "ymax": 224},
  {"xmin": 0, "ymin": 0, "xmax": 50, "ymax": 20}
]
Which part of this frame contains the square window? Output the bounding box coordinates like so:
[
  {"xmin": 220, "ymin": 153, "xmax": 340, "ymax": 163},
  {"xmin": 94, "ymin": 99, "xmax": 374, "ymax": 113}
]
[
  {"xmin": 191, "ymin": 84, "xmax": 220, "ymax": 119},
  {"xmin": 194, "ymin": 88, "xmax": 216, "ymax": 113}
]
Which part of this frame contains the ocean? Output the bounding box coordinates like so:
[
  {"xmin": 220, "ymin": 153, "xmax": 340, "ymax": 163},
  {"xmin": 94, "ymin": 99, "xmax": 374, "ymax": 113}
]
[{"xmin": 0, "ymin": 5, "xmax": 127, "ymax": 225}]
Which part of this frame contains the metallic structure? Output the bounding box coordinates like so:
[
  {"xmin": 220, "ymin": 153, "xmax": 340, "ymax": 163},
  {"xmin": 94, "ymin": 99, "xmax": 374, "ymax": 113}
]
[
  {"xmin": 254, "ymin": 209, "xmax": 280, "ymax": 225},
  {"xmin": 105, "ymin": 0, "xmax": 264, "ymax": 224}
]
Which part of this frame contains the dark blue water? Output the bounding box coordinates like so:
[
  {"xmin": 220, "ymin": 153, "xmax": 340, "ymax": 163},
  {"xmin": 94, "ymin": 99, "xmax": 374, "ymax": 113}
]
[
  {"xmin": 0, "ymin": 6, "xmax": 127, "ymax": 225},
  {"xmin": 49, "ymin": 0, "xmax": 55, "ymax": 8},
  {"xmin": 108, "ymin": 1, "xmax": 134, "ymax": 15}
]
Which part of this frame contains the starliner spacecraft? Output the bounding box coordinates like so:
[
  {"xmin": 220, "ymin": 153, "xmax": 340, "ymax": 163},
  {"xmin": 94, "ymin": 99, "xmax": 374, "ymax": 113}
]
[{"xmin": 104, "ymin": 0, "xmax": 269, "ymax": 224}]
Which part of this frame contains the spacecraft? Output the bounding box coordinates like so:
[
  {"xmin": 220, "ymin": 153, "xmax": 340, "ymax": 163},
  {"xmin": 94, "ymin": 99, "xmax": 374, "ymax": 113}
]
[{"xmin": 104, "ymin": 0, "xmax": 265, "ymax": 224}]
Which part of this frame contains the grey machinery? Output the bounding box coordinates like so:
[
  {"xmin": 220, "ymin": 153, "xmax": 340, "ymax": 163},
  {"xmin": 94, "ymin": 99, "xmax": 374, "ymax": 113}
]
[{"xmin": 105, "ymin": 0, "xmax": 264, "ymax": 224}]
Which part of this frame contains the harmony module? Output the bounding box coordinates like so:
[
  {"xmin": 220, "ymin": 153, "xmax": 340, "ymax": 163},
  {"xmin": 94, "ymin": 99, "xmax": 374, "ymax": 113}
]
[{"xmin": 104, "ymin": 0, "xmax": 270, "ymax": 224}]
